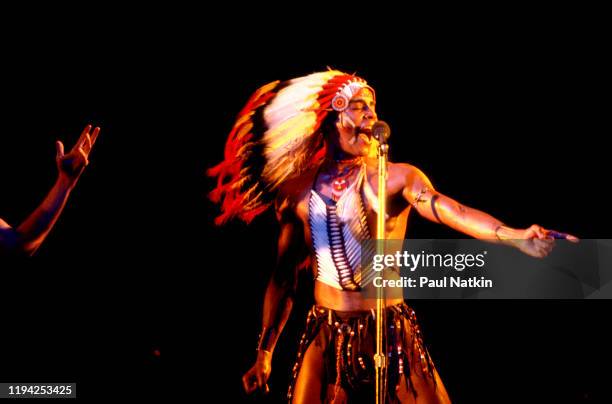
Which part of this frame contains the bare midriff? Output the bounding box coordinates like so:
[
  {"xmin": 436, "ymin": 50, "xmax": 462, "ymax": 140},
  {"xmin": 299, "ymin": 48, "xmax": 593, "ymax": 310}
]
[{"xmin": 314, "ymin": 280, "xmax": 404, "ymax": 311}]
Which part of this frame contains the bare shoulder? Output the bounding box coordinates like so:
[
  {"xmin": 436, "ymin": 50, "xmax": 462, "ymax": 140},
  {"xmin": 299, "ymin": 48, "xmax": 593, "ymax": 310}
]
[
  {"xmin": 389, "ymin": 162, "xmax": 414, "ymax": 177},
  {"xmin": 387, "ymin": 161, "xmax": 420, "ymax": 176},
  {"xmin": 383, "ymin": 162, "xmax": 432, "ymax": 190}
]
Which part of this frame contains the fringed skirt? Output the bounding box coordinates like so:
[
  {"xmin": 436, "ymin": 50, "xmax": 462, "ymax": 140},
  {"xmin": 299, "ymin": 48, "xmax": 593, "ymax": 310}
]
[{"xmin": 288, "ymin": 303, "xmax": 436, "ymax": 403}]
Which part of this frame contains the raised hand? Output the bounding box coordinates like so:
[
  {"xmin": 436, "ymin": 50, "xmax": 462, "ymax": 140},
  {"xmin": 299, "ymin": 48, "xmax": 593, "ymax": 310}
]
[{"xmin": 56, "ymin": 124, "xmax": 100, "ymax": 185}]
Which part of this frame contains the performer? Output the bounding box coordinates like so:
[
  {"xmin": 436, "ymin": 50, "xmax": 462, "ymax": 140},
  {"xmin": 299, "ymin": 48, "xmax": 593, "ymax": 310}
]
[
  {"xmin": 209, "ymin": 70, "xmax": 577, "ymax": 403},
  {"xmin": 0, "ymin": 124, "xmax": 100, "ymax": 256}
]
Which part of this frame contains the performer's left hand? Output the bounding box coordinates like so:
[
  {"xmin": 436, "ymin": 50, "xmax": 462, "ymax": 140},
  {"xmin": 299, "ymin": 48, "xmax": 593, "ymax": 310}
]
[
  {"xmin": 515, "ymin": 224, "xmax": 579, "ymax": 258},
  {"xmin": 56, "ymin": 124, "xmax": 100, "ymax": 187}
]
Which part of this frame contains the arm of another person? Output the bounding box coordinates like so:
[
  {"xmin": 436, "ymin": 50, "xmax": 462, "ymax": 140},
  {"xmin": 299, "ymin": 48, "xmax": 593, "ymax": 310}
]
[{"xmin": 0, "ymin": 125, "xmax": 100, "ymax": 257}]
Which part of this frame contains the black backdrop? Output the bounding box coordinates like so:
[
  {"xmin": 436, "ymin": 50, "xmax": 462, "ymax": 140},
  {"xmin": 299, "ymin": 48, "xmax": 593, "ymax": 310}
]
[{"xmin": 0, "ymin": 12, "xmax": 610, "ymax": 403}]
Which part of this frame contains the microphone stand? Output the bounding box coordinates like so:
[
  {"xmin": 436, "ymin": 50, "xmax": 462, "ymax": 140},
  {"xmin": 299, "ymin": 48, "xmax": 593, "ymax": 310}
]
[{"xmin": 374, "ymin": 123, "xmax": 390, "ymax": 404}]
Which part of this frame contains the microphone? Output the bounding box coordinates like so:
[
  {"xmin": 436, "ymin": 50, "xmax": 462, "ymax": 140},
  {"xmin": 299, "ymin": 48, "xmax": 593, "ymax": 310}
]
[{"xmin": 372, "ymin": 121, "xmax": 391, "ymax": 145}]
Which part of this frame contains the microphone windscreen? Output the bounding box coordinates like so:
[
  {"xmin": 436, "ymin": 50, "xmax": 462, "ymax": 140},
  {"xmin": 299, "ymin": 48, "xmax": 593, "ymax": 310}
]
[{"xmin": 372, "ymin": 121, "xmax": 391, "ymax": 143}]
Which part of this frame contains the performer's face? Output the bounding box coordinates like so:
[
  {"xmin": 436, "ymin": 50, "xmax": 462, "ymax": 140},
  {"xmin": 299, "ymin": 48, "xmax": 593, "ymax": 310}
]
[{"xmin": 335, "ymin": 88, "xmax": 378, "ymax": 157}]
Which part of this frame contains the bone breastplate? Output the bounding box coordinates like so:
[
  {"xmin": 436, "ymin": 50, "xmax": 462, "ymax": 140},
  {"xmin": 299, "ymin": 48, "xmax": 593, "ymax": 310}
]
[{"xmin": 309, "ymin": 164, "xmax": 378, "ymax": 291}]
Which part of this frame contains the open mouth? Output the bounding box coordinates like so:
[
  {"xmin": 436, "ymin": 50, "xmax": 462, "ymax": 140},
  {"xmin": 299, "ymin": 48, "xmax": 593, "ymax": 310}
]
[
  {"xmin": 355, "ymin": 127, "xmax": 373, "ymax": 145},
  {"xmin": 358, "ymin": 132, "xmax": 372, "ymax": 145}
]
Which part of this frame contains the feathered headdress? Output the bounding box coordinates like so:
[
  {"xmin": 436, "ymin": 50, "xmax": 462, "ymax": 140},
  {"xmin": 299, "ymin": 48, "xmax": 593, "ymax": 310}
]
[{"xmin": 208, "ymin": 69, "xmax": 375, "ymax": 225}]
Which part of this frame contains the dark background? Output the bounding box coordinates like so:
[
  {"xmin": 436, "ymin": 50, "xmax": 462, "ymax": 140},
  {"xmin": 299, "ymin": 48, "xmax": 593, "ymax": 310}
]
[{"xmin": 0, "ymin": 8, "xmax": 610, "ymax": 403}]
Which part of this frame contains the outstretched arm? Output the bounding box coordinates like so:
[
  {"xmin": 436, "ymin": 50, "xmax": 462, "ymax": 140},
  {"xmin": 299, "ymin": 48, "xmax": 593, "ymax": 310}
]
[
  {"xmin": 0, "ymin": 125, "xmax": 100, "ymax": 256},
  {"xmin": 242, "ymin": 195, "xmax": 307, "ymax": 394},
  {"xmin": 401, "ymin": 164, "xmax": 578, "ymax": 258}
]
